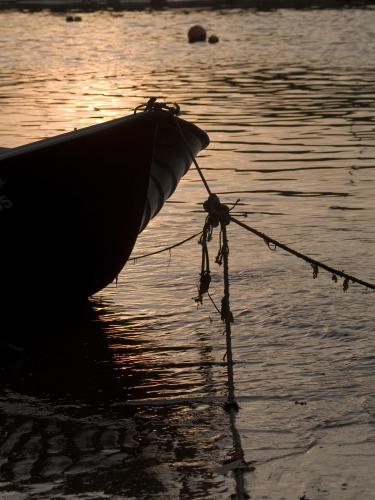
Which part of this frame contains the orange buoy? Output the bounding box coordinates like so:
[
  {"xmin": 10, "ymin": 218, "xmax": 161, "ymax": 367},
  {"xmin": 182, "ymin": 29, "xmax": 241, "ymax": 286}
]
[{"xmin": 188, "ymin": 25, "xmax": 207, "ymax": 43}]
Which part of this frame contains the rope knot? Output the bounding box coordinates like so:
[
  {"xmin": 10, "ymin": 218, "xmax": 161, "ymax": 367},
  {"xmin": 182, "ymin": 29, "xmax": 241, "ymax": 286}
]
[
  {"xmin": 134, "ymin": 97, "xmax": 180, "ymax": 115},
  {"xmin": 203, "ymin": 193, "xmax": 231, "ymax": 227},
  {"xmin": 195, "ymin": 218, "xmax": 213, "ymax": 304},
  {"xmin": 195, "ymin": 195, "xmax": 230, "ymax": 304}
]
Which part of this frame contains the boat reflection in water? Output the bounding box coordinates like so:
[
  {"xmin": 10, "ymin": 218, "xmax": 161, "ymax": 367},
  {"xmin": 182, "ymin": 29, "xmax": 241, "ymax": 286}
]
[{"xmin": 0, "ymin": 302, "xmax": 232, "ymax": 498}]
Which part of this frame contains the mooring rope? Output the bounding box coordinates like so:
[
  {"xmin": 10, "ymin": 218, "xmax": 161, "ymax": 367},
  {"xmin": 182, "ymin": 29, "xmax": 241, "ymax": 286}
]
[
  {"xmin": 134, "ymin": 96, "xmax": 211, "ymax": 194},
  {"xmin": 195, "ymin": 220, "xmax": 212, "ymax": 304},
  {"xmin": 198, "ymin": 194, "xmax": 249, "ymax": 500},
  {"xmin": 132, "ymin": 231, "xmax": 202, "ymax": 262},
  {"xmin": 134, "ymin": 98, "xmax": 375, "ymax": 294},
  {"xmin": 221, "ymin": 222, "xmax": 248, "ymax": 500},
  {"xmin": 132, "ymin": 217, "xmax": 375, "ymax": 293},
  {"xmin": 132, "ymin": 97, "xmax": 374, "ymax": 500},
  {"xmin": 173, "ymin": 116, "xmax": 212, "ymax": 196},
  {"xmin": 230, "ymin": 216, "xmax": 375, "ymax": 293}
]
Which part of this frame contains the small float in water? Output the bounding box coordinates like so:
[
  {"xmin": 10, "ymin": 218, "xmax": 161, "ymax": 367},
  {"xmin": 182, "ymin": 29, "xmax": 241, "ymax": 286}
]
[{"xmin": 0, "ymin": 100, "xmax": 209, "ymax": 311}]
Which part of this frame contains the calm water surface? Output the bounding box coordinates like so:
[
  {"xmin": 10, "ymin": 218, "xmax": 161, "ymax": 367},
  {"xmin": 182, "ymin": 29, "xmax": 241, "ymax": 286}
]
[{"xmin": 1, "ymin": 7, "xmax": 375, "ymax": 499}]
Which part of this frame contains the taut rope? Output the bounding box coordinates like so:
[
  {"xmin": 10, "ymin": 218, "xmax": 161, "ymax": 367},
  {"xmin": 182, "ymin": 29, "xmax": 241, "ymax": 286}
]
[
  {"xmin": 132, "ymin": 98, "xmax": 375, "ymax": 500},
  {"xmin": 230, "ymin": 216, "xmax": 375, "ymax": 293}
]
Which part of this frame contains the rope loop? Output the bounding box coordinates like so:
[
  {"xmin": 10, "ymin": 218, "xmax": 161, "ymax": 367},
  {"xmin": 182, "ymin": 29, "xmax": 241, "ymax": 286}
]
[
  {"xmin": 195, "ymin": 219, "xmax": 213, "ymax": 304},
  {"xmin": 196, "ymin": 270, "xmax": 211, "ymax": 303},
  {"xmin": 134, "ymin": 97, "xmax": 180, "ymax": 116},
  {"xmin": 311, "ymin": 263, "xmax": 319, "ymax": 279},
  {"xmin": 199, "ymin": 219, "xmax": 213, "ymax": 244},
  {"xmin": 264, "ymin": 238, "xmax": 277, "ymax": 251}
]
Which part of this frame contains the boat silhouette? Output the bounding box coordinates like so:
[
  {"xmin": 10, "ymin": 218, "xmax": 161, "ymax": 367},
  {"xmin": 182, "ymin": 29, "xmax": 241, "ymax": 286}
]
[{"xmin": 0, "ymin": 107, "xmax": 209, "ymax": 312}]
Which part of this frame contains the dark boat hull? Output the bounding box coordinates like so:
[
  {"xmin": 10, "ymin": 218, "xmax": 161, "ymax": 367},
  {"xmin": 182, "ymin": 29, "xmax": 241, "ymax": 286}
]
[{"xmin": 0, "ymin": 111, "xmax": 209, "ymax": 311}]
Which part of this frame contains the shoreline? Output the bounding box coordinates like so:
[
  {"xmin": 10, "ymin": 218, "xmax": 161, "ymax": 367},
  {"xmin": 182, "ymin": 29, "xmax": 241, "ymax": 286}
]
[{"xmin": 0, "ymin": 0, "xmax": 374, "ymax": 12}]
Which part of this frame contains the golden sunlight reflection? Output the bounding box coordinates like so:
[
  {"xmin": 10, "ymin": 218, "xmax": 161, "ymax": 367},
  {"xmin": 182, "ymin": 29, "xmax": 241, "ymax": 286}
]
[
  {"xmin": 100, "ymin": 298, "xmax": 222, "ymax": 403},
  {"xmin": 2, "ymin": 6, "xmax": 375, "ymax": 499}
]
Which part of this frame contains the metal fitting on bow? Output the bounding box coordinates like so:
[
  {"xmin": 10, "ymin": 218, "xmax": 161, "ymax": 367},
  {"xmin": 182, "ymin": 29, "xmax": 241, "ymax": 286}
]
[{"xmin": 134, "ymin": 97, "xmax": 181, "ymax": 116}]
